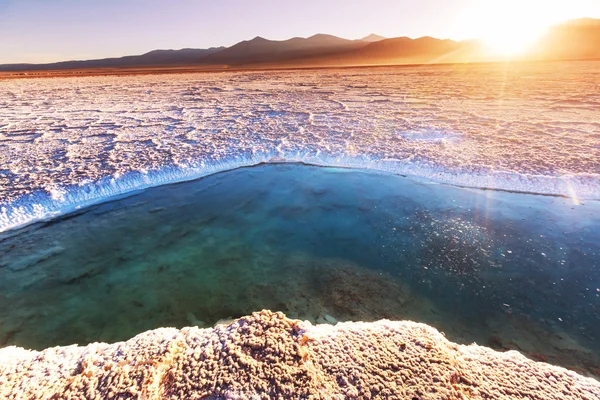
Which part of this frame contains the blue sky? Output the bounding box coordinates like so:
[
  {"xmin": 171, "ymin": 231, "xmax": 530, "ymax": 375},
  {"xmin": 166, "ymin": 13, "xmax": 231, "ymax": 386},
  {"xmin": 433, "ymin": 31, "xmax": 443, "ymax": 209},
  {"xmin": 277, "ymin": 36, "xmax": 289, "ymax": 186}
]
[{"xmin": 1, "ymin": 0, "xmax": 599, "ymax": 63}]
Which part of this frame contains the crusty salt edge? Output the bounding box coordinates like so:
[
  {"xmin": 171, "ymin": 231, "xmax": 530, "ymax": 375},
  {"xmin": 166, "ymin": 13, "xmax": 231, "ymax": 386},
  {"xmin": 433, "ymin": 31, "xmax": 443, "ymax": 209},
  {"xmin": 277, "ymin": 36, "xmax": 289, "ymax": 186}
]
[
  {"xmin": 2, "ymin": 153, "xmax": 599, "ymax": 234},
  {"xmin": 1, "ymin": 310, "xmax": 598, "ymax": 399}
]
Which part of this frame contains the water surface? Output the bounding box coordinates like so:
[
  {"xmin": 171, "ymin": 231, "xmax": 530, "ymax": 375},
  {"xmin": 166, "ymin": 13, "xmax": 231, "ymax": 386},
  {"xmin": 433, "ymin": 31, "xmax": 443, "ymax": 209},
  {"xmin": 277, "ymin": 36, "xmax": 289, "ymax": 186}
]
[{"xmin": 1, "ymin": 164, "xmax": 599, "ymax": 377}]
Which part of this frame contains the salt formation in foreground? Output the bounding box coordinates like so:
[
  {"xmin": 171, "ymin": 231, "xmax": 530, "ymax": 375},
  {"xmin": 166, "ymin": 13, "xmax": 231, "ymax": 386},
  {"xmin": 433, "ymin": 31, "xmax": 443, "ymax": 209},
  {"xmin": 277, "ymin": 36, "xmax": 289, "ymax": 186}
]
[{"xmin": 1, "ymin": 311, "xmax": 599, "ymax": 399}]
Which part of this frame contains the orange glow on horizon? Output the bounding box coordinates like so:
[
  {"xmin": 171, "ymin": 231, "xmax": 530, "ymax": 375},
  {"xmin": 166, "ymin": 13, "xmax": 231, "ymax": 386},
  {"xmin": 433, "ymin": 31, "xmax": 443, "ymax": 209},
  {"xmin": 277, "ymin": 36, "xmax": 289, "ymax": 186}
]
[
  {"xmin": 476, "ymin": 1, "xmax": 553, "ymax": 56},
  {"xmin": 456, "ymin": 0, "xmax": 599, "ymax": 56},
  {"xmin": 482, "ymin": 26, "xmax": 547, "ymax": 56}
]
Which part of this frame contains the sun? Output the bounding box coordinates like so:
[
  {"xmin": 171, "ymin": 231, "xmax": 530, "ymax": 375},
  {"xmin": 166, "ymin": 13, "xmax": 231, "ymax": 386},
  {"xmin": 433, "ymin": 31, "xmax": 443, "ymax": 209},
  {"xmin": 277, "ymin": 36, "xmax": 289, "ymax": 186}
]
[
  {"xmin": 459, "ymin": 0, "xmax": 575, "ymax": 57},
  {"xmin": 482, "ymin": 25, "xmax": 545, "ymax": 56}
]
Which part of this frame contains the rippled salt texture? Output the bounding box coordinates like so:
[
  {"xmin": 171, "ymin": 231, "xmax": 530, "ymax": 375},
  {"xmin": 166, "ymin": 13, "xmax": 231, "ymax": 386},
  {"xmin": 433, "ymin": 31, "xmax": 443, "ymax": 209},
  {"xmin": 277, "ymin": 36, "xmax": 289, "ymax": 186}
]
[
  {"xmin": 1, "ymin": 61, "xmax": 599, "ymax": 231},
  {"xmin": 1, "ymin": 165, "xmax": 599, "ymax": 377}
]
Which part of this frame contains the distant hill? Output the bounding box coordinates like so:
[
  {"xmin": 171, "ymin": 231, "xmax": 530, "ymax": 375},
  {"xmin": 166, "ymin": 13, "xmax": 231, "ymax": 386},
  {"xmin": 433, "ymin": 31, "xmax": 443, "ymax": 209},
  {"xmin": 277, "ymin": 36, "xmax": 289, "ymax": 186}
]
[
  {"xmin": 200, "ymin": 34, "xmax": 369, "ymax": 65},
  {"xmin": 360, "ymin": 34, "xmax": 386, "ymax": 42},
  {"xmin": 335, "ymin": 36, "xmax": 475, "ymax": 65},
  {"xmin": 0, "ymin": 47, "xmax": 224, "ymax": 72},
  {"xmin": 531, "ymin": 18, "xmax": 600, "ymax": 60},
  {"xmin": 1, "ymin": 18, "xmax": 599, "ymax": 73}
]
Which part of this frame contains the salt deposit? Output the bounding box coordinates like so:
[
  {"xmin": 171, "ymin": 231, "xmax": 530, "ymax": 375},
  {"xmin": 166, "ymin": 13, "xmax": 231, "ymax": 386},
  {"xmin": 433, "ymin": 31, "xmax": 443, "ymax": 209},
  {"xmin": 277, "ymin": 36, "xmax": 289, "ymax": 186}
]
[
  {"xmin": 1, "ymin": 311, "xmax": 598, "ymax": 399},
  {"xmin": 1, "ymin": 61, "xmax": 599, "ymax": 232}
]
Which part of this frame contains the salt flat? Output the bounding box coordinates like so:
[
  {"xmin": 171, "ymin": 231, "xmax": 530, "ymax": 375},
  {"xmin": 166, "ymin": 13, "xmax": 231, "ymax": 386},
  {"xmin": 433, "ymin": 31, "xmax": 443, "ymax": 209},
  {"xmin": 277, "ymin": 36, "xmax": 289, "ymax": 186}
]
[{"xmin": 1, "ymin": 61, "xmax": 599, "ymax": 231}]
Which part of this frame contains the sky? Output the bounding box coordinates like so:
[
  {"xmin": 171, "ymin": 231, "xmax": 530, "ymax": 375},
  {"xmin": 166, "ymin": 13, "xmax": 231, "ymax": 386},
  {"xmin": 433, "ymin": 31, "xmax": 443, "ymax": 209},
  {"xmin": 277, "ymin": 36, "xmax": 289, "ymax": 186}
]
[{"xmin": 1, "ymin": 0, "xmax": 599, "ymax": 64}]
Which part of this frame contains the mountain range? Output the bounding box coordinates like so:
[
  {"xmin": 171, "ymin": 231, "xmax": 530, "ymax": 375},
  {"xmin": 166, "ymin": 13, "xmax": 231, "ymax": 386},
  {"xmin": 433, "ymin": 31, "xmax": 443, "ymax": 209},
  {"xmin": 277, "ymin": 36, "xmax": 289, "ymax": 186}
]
[{"xmin": 1, "ymin": 18, "xmax": 599, "ymax": 73}]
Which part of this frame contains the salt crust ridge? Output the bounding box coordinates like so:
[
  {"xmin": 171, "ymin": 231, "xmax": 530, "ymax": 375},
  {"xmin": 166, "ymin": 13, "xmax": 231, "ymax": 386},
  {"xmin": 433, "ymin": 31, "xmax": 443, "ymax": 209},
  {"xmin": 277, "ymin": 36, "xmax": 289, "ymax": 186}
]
[
  {"xmin": 2, "ymin": 156, "xmax": 599, "ymax": 234},
  {"xmin": 1, "ymin": 311, "xmax": 599, "ymax": 399}
]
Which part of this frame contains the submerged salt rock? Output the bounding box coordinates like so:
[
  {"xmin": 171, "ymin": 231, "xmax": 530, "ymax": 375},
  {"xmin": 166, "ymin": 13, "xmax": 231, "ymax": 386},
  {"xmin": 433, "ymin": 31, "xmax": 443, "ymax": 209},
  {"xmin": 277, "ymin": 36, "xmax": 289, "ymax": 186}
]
[
  {"xmin": 0, "ymin": 310, "xmax": 599, "ymax": 399},
  {"xmin": 323, "ymin": 313, "xmax": 338, "ymax": 325},
  {"xmin": 214, "ymin": 318, "xmax": 236, "ymax": 327},
  {"xmin": 185, "ymin": 312, "xmax": 205, "ymax": 328},
  {"xmin": 2, "ymin": 244, "xmax": 65, "ymax": 271},
  {"xmin": 316, "ymin": 313, "xmax": 338, "ymax": 325}
]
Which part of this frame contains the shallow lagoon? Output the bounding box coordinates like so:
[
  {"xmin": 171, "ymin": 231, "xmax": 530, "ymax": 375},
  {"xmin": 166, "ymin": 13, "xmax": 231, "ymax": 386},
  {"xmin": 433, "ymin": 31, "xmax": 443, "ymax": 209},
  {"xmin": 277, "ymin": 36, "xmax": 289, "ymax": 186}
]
[{"xmin": 1, "ymin": 164, "xmax": 599, "ymax": 376}]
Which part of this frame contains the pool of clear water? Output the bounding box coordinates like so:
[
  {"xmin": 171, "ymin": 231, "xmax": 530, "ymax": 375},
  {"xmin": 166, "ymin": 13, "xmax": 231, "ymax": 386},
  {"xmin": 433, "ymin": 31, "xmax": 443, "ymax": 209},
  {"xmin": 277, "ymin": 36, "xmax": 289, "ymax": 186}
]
[{"xmin": 0, "ymin": 164, "xmax": 599, "ymax": 376}]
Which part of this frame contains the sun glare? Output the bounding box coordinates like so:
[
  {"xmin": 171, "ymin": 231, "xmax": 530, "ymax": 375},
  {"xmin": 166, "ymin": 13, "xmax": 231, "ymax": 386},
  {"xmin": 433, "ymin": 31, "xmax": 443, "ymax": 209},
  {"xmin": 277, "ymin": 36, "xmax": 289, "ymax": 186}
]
[
  {"xmin": 482, "ymin": 27, "xmax": 545, "ymax": 56},
  {"xmin": 477, "ymin": 1, "xmax": 552, "ymax": 56},
  {"xmin": 458, "ymin": 0, "xmax": 597, "ymax": 57}
]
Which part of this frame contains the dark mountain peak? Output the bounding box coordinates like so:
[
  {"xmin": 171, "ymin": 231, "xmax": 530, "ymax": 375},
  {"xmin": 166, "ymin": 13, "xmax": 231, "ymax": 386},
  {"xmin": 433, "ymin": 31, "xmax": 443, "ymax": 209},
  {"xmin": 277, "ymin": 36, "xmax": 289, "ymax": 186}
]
[
  {"xmin": 414, "ymin": 36, "xmax": 456, "ymax": 44},
  {"xmin": 305, "ymin": 34, "xmax": 350, "ymax": 45},
  {"xmin": 249, "ymin": 36, "xmax": 269, "ymax": 42},
  {"xmin": 141, "ymin": 47, "xmax": 225, "ymax": 56},
  {"xmin": 361, "ymin": 34, "xmax": 386, "ymax": 42},
  {"xmin": 143, "ymin": 49, "xmax": 169, "ymax": 55},
  {"xmin": 143, "ymin": 48, "xmax": 190, "ymax": 56},
  {"xmin": 307, "ymin": 33, "xmax": 341, "ymax": 40},
  {"xmin": 201, "ymin": 32, "xmax": 364, "ymax": 65},
  {"xmin": 370, "ymin": 36, "xmax": 411, "ymax": 46}
]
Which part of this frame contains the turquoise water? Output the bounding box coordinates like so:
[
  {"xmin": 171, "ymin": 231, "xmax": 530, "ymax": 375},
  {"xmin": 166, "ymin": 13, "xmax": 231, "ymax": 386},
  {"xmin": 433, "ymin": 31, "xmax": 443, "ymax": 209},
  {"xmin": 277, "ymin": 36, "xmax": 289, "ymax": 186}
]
[{"xmin": 1, "ymin": 164, "xmax": 599, "ymax": 376}]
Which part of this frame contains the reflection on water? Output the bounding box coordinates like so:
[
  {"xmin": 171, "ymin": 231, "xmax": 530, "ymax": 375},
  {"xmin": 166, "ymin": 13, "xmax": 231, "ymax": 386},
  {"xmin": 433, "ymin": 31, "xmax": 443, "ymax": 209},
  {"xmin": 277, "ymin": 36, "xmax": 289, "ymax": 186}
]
[{"xmin": 1, "ymin": 164, "xmax": 599, "ymax": 377}]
